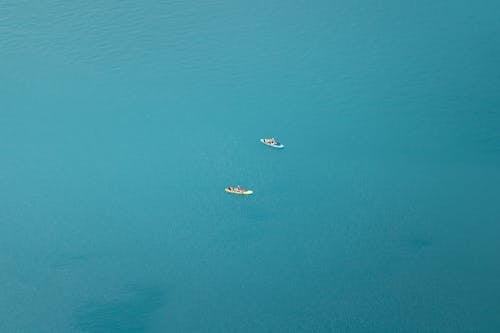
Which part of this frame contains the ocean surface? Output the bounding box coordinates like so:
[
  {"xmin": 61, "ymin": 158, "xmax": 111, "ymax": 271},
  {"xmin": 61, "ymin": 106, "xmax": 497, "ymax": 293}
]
[{"xmin": 1, "ymin": 1, "xmax": 499, "ymax": 332}]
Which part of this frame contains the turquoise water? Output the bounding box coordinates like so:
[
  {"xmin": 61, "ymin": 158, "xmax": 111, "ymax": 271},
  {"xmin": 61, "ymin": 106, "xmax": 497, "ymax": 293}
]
[{"xmin": 1, "ymin": 1, "xmax": 500, "ymax": 331}]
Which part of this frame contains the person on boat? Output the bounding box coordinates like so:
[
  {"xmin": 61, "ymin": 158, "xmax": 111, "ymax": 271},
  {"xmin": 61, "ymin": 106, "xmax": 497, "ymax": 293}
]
[{"xmin": 265, "ymin": 138, "xmax": 277, "ymax": 144}]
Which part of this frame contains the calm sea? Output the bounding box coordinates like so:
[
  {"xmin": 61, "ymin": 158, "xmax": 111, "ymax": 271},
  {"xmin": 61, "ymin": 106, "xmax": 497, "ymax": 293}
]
[{"xmin": 1, "ymin": 0, "xmax": 499, "ymax": 332}]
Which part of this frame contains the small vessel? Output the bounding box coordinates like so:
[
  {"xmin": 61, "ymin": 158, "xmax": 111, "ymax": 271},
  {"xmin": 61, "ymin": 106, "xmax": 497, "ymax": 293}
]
[
  {"xmin": 225, "ymin": 186, "xmax": 253, "ymax": 195},
  {"xmin": 260, "ymin": 138, "xmax": 284, "ymax": 148}
]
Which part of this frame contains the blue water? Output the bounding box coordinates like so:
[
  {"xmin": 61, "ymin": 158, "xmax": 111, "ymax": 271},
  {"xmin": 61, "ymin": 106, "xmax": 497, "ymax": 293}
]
[{"xmin": 1, "ymin": 1, "xmax": 500, "ymax": 332}]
